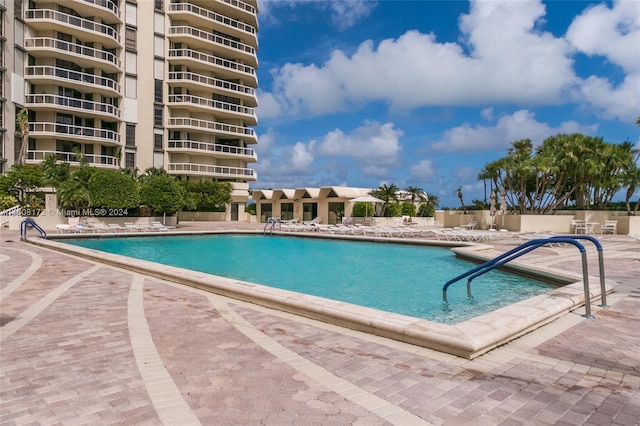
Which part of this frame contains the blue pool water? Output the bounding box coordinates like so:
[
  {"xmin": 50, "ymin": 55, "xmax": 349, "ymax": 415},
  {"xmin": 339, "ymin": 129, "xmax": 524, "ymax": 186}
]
[{"xmin": 64, "ymin": 235, "xmax": 551, "ymax": 324}]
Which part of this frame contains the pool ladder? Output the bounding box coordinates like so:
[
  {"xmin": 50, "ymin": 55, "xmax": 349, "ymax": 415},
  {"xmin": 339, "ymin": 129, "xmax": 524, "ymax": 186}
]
[
  {"xmin": 20, "ymin": 218, "xmax": 47, "ymax": 240},
  {"xmin": 263, "ymin": 217, "xmax": 281, "ymax": 236},
  {"xmin": 442, "ymin": 236, "xmax": 608, "ymax": 318}
]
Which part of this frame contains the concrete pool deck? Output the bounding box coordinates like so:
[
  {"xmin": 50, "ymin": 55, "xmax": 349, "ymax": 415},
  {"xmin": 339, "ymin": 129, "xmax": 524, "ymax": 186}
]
[{"xmin": 1, "ymin": 222, "xmax": 639, "ymax": 425}]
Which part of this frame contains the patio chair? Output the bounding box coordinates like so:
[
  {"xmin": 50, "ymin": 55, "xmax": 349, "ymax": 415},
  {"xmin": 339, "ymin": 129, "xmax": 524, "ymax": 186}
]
[
  {"xmin": 600, "ymin": 220, "xmax": 617, "ymax": 235},
  {"xmin": 571, "ymin": 219, "xmax": 589, "ymax": 234}
]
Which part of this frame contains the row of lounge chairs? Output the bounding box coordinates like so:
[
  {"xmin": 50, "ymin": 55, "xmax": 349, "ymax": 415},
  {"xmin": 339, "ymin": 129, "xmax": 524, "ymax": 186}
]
[{"xmin": 56, "ymin": 221, "xmax": 169, "ymax": 234}]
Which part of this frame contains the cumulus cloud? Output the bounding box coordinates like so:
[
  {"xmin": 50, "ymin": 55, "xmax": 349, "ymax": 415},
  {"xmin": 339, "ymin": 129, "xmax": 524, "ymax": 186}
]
[
  {"xmin": 262, "ymin": 0, "xmax": 639, "ymax": 122},
  {"xmin": 430, "ymin": 110, "xmax": 598, "ymax": 153},
  {"xmin": 566, "ymin": 1, "xmax": 640, "ymax": 121},
  {"xmin": 319, "ymin": 121, "xmax": 402, "ymax": 161},
  {"xmin": 409, "ymin": 159, "xmax": 436, "ymax": 182},
  {"xmin": 255, "ymin": 121, "xmax": 405, "ymax": 186},
  {"xmin": 264, "ymin": 0, "xmax": 577, "ymax": 117},
  {"xmin": 566, "ymin": 0, "xmax": 640, "ymax": 73}
]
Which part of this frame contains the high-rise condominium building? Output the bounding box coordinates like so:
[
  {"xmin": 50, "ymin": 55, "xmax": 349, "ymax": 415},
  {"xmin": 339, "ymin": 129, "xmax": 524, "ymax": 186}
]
[{"xmin": 1, "ymin": 0, "xmax": 259, "ymax": 218}]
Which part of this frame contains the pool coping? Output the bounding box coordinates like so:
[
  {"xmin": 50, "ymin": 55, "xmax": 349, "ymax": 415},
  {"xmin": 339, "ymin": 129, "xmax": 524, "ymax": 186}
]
[{"xmin": 28, "ymin": 232, "xmax": 616, "ymax": 359}]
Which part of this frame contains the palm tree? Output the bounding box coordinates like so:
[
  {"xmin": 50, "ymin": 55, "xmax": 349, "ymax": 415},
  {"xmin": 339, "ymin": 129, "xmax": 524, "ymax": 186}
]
[
  {"xmin": 370, "ymin": 183, "xmax": 399, "ymax": 216},
  {"xmin": 404, "ymin": 186, "xmax": 426, "ymax": 205},
  {"xmin": 454, "ymin": 186, "xmax": 466, "ymax": 213},
  {"xmin": 16, "ymin": 108, "xmax": 29, "ymax": 165},
  {"xmin": 636, "ymin": 116, "xmax": 640, "ymax": 126}
]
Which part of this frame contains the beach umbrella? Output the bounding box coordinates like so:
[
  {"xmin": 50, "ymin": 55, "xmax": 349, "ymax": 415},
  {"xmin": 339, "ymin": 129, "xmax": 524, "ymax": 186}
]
[
  {"xmin": 489, "ymin": 190, "xmax": 497, "ymax": 227},
  {"xmin": 349, "ymin": 195, "xmax": 384, "ymax": 218}
]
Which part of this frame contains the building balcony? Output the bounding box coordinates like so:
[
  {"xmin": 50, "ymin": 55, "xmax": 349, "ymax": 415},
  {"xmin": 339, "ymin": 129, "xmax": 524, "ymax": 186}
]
[
  {"xmin": 29, "ymin": 122, "xmax": 121, "ymax": 146},
  {"xmin": 168, "ymin": 2, "xmax": 257, "ymax": 49},
  {"xmin": 25, "ymin": 8, "xmax": 121, "ymax": 49},
  {"xmin": 27, "ymin": 150, "xmax": 119, "ymax": 169},
  {"xmin": 167, "ymin": 140, "xmax": 257, "ymax": 162},
  {"xmin": 31, "ymin": 0, "xmax": 121, "ymax": 23},
  {"xmin": 167, "ymin": 162, "xmax": 257, "ymax": 181},
  {"xmin": 189, "ymin": 0, "xmax": 258, "ymax": 28},
  {"xmin": 25, "ymin": 37, "xmax": 121, "ymax": 72},
  {"xmin": 167, "ymin": 71, "xmax": 256, "ymax": 107},
  {"xmin": 167, "ymin": 94, "xmax": 257, "ymax": 125},
  {"xmin": 167, "ymin": 117, "xmax": 257, "ymax": 143},
  {"xmin": 26, "ymin": 94, "xmax": 121, "ymax": 120},
  {"xmin": 168, "ymin": 48, "xmax": 256, "ymax": 86},
  {"xmin": 25, "ymin": 65, "xmax": 121, "ymax": 97},
  {"xmin": 168, "ymin": 26, "xmax": 257, "ymax": 68}
]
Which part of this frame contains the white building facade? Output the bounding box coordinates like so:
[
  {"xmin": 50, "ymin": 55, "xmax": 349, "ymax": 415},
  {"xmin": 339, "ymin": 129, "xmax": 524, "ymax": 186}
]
[{"xmin": 1, "ymin": 0, "xmax": 259, "ymax": 218}]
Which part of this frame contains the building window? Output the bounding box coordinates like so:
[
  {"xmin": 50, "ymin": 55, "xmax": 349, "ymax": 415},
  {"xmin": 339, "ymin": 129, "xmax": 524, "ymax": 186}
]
[
  {"xmin": 154, "ymin": 133, "xmax": 163, "ymax": 150},
  {"xmin": 154, "ymin": 79, "xmax": 162, "ymax": 103},
  {"xmin": 125, "ymin": 27, "xmax": 136, "ymax": 51},
  {"xmin": 154, "ymin": 0, "xmax": 163, "ymax": 11},
  {"xmin": 154, "ymin": 105, "xmax": 163, "ymax": 127},
  {"xmin": 125, "ymin": 152, "xmax": 135, "ymax": 169},
  {"xmin": 126, "ymin": 124, "xmax": 135, "ymax": 146}
]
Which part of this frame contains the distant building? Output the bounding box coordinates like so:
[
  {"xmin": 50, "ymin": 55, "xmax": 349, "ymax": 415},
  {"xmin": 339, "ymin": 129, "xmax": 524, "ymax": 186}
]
[
  {"xmin": 2, "ymin": 0, "xmax": 259, "ymax": 219},
  {"xmin": 253, "ymin": 186, "xmax": 375, "ymax": 224}
]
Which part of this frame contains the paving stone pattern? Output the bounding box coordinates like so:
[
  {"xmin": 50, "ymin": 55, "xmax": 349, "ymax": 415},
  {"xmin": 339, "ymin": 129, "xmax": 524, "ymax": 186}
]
[{"xmin": 1, "ymin": 224, "xmax": 639, "ymax": 425}]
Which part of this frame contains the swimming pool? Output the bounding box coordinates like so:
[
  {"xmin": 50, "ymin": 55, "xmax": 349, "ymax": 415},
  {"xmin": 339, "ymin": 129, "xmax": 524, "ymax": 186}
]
[{"xmin": 64, "ymin": 234, "xmax": 551, "ymax": 324}]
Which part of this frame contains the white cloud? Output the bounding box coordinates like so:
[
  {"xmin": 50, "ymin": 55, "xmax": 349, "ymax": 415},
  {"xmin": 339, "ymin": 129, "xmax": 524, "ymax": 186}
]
[
  {"xmin": 409, "ymin": 159, "xmax": 436, "ymax": 182},
  {"xmin": 566, "ymin": 0, "xmax": 640, "ymax": 73},
  {"xmin": 319, "ymin": 121, "xmax": 402, "ymax": 161},
  {"xmin": 261, "ymin": 0, "xmax": 639, "ymax": 123},
  {"xmin": 431, "ymin": 110, "xmax": 598, "ymax": 153},
  {"xmin": 256, "ymin": 90, "xmax": 282, "ymax": 120},
  {"xmin": 481, "ymin": 107, "xmax": 494, "ymax": 121},
  {"xmin": 263, "ymin": 0, "xmax": 577, "ymax": 117},
  {"xmin": 329, "ymin": 0, "xmax": 376, "ymax": 30},
  {"xmin": 258, "ymin": 0, "xmax": 375, "ymax": 30},
  {"xmin": 565, "ymin": 1, "xmax": 640, "ymax": 122}
]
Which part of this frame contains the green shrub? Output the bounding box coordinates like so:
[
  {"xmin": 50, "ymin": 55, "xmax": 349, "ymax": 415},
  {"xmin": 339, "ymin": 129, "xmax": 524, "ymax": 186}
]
[
  {"xmin": 0, "ymin": 194, "xmax": 19, "ymax": 210},
  {"xmin": 400, "ymin": 202, "xmax": 416, "ymax": 217},
  {"xmin": 246, "ymin": 203, "xmax": 256, "ymax": 215},
  {"xmin": 418, "ymin": 202, "xmax": 435, "ymax": 217},
  {"xmin": 384, "ymin": 202, "xmax": 402, "ymax": 217},
  {"xmin": 88, "ymin": 169, "xmax": 140, "ymax": 209},
  {"xmin": 140, "ymin": 175, "xmax": 184, "ymax": 215},
  {"xmin": 352, "ymin": 202, "xmax": 375, "ymax": 217}
]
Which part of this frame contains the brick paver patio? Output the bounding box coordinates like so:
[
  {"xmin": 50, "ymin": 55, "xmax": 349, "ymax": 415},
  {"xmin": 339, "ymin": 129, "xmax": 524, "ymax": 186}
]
[{"xmin": 1, "ymin": 222, "xmax": 639, "ymax": 425}]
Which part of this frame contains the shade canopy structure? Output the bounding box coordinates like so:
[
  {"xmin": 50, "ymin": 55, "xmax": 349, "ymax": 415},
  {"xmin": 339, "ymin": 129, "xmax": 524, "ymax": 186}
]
[
  {"xmin": 349, "ymin": 195, "xmax": 384, "ymax": 218},
  {"xmin": 349, "ymin": 195, "xmax": 385, "ymax": 204}
]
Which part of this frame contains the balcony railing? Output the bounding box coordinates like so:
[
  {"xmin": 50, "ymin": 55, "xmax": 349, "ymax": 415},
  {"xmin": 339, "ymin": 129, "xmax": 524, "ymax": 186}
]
[
  {"xmin": 168, "ymin": 3, "xmax": 256, "ymax": 35},
  {"xmin": 25, "ymin": 9, "xmax": 120, "ymax": 45},
  {"xmin": 26, "ymin": 94, "xmax": 121, "ymax": 118},
  {"xmin": 81, "ymin": 0, "xmax": 121, "ymax": 20},
  {"xmin": 167, "ymin": 140, "xmax": 255, "ymax": 158},
  {"xmin": 168, "ymin": 26, "xmax": 255, "ymax": 55},
  {"xmin": 27, "ymin": 150, "xmax": 119, "ymax": 168},
  {"xmin": 168, "ymin": 48, "xmax": 255, "ymax": 76},
  {"xmin": 168, "ymin": 162, "xmax": 256, "ymax": 179},
  {"xmin": 168, "ymin": 71, "xmax": 254, "ymax": 96},
  {"xmin": 218, "ymin": 0, "xmax": 256, "ymax": 15},
  {"xmin": 25, "ymin": 37, "xmax": 121, "ymax": 69},
  {"xmin": 168, "ymin": 94, "xmax": 255, "ymax": 116},
  {"xmin": 25, "ymin": 65, "xmax": 121, "ymax": 93},
  {"xmin": 167, "ymin": 117, "xmax": 255, "ymax": 138},
  {"xmin": 29, "ymin": 122, "xmax": 121, "ymax": 144}
]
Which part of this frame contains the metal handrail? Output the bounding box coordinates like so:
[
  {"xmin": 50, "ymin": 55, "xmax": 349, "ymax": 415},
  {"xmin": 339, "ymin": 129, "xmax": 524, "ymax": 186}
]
[
  {"xmin": 263, "ymin": 217, "xmax": 281, "ymax": 235},
  {"xmin": 442, "ymin": 237, "xmax": 602, "ymax": 318},
  {"xmin": 550, "ymin": 235, "xmax": 607, "ymax": 307},
  {"xmin": 20, "ymin": 218, "xmax": 47, "ymax": 240}
]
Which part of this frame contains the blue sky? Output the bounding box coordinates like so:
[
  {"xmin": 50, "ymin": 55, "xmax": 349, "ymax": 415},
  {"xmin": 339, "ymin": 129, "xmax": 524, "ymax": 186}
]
[{"xmin": 252, "ymin": 0, "xmax": 640, "ymax": 207}]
